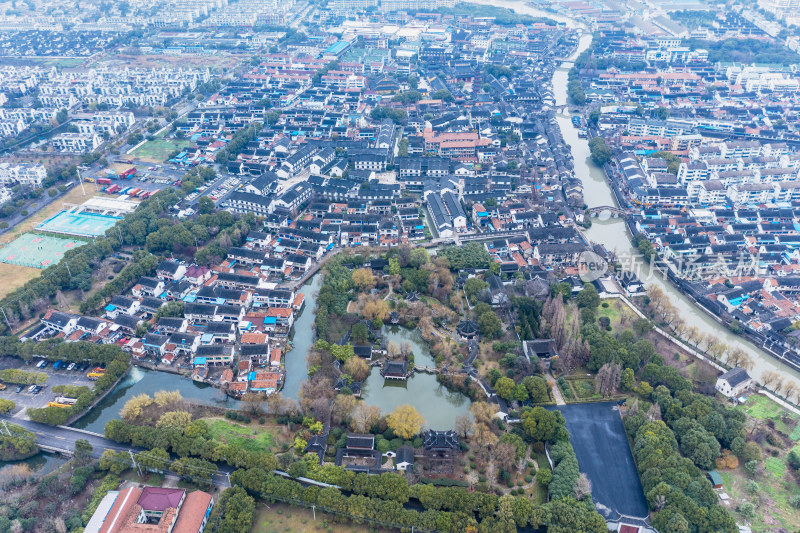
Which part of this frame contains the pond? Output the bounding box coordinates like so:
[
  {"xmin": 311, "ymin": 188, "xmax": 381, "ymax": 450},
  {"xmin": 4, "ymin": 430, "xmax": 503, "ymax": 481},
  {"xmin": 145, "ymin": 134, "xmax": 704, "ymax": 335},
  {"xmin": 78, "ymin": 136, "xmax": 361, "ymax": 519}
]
[
  {"xmin": 359, "ymin": 326, "xmax": 473, "ymax": 430},
  {"xmin": 0, "ymin": 452, "xmax": 68, "ymax": 480},
  {"xmin": 71, "ymin": 366, "xmax": 231, "ymax": 434}
]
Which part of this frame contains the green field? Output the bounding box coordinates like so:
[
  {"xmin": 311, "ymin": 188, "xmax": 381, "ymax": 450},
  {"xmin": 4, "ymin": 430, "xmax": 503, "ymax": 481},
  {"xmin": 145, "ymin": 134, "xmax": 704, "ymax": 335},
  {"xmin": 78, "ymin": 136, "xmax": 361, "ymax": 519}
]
[
  {"xmin": 131, "ymin": 138, "xmax": 191, "ymax": 163},
  {"xmin": 765, "ymin": 456, "xmax": 786, "ymax": 477},
  {"xmin": 204, "ymin": 418, "xmax": 275, "ymax": 453},
  {"xmin": 738, "ymin": 394, "xmax": 800, "ymax": 439},
  {"xmin": 0, "ymin": 57, "xmax": 85, "ymax": 68}
]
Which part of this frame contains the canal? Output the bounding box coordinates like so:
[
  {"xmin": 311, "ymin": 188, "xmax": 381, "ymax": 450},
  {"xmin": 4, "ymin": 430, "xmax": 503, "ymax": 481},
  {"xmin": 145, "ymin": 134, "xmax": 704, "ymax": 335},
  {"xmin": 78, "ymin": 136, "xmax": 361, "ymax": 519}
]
[
  {"xmin": 0, "ymin": 452, "xmax": 68, "ymax": 479},
  {"xmin": 360, "ymin": 326, "xmax": 472, "ymax": 429},
  {"xmin": 546, "ymin": 8, "xmax": 800, "ymax": 390},
  {"xmin": 472, "ymin": 0, "xmax": 800, "ymax": 391},
  {"xmin": 71, "ymin": 366, "xmax": 231, "ymax": 434},
  {"xmin": 282, "ymin": 274, "xmax": 323, "ymax": 399}
]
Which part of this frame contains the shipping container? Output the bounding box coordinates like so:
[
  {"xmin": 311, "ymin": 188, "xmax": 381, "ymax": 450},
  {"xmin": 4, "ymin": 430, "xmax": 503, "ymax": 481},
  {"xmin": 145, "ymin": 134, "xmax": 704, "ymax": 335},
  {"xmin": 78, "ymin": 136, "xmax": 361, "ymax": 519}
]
[{"xmin": 119, "ymin": 167, "xmax": 137, "ymax": 179}]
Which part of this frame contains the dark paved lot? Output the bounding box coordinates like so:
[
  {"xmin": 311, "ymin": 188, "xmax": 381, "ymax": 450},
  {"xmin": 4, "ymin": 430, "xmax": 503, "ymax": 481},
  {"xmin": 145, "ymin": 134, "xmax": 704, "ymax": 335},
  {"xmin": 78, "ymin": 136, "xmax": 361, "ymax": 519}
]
[{"xmin": 552, "ymin": 402, "xmax": 649, "ymax": 521}]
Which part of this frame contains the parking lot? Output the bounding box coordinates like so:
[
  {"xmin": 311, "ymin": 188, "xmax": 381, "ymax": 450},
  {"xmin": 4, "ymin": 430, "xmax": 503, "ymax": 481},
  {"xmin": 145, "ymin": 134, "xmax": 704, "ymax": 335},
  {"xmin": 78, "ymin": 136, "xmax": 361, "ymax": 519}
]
[{"xmin": 0, "ymin": 357, "xmax": 96, "ymax": 418}]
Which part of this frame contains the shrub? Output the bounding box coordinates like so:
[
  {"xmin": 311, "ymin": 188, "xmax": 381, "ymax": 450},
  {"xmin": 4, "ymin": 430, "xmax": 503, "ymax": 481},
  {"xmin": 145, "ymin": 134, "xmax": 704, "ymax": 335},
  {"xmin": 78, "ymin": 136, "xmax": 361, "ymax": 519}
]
[
  {"xmin": 789, "ymin": 495, "xmax": 800, "ymax": 509},
  {"xmin": 765, "ymin": 432, "xmax": 781, "ymax": 447},
  {"xmin": 737, "ymin": 502, "xmax": 755, "ymax": 518}
]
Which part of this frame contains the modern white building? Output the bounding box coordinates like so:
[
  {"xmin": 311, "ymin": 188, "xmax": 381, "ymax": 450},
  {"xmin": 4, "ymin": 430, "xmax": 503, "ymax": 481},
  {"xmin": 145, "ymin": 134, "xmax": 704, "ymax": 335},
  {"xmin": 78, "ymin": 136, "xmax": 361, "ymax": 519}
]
[{"xmin": 0, "ymin": 162, "xmax": 47, "ymax": 187}]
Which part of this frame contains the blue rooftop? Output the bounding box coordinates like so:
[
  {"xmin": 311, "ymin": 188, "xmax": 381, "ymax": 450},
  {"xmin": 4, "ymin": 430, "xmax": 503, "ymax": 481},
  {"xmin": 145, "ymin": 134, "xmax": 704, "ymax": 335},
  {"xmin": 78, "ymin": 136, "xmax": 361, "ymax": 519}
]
[{"xmin": 324, "ymin": 41, "xmax": 349, "ymax": 55}]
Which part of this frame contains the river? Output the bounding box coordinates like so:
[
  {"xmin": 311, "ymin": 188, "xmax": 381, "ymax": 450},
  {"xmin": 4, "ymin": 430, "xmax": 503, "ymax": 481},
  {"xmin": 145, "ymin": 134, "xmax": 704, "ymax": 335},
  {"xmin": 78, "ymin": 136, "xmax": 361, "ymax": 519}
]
[{"xmin": 531, "ymin": 1, "xmax": 800, "ymax": 391}]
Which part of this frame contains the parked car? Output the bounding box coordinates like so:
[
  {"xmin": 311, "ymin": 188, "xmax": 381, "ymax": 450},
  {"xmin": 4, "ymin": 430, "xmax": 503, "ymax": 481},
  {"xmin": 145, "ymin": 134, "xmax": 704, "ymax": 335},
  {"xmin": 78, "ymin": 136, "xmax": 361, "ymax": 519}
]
[
  {"xmin": 16, "ymin": 385, "xmax": 24, "ymax": 393},
  {"xmin": 67, "ymin": 363, "xmax": 76, "ymax": 371}
]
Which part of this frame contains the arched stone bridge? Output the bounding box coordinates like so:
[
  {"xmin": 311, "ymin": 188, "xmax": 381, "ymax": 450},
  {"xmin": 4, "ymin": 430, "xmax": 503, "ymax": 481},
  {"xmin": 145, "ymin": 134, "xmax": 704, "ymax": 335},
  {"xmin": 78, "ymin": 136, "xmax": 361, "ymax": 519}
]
[{"xmin": 586, "ymin": 206, "xmax": 634, "ymax": 218}]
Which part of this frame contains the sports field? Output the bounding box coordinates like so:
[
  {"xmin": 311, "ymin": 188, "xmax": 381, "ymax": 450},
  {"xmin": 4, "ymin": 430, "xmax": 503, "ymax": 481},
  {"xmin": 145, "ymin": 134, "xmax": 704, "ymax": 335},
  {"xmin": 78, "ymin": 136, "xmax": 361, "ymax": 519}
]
[
  {"xmin": 36, "ymin": 210, "xmax": 121, "ymax": 238},
  {"xmin": 131, "ymin": 139, "xmax": 191, "ymax": 163},
  {"xmin": 0, "ymin": 233, "xmax": 85, "ymax": 269}
]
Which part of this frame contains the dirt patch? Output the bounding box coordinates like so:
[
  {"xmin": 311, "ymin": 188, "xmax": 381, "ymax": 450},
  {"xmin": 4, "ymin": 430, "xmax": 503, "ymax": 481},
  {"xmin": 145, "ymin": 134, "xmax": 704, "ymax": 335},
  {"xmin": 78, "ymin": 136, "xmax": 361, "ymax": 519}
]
[{"xmin": 0, "ymin": 261, "xmax": 41, "ymax": 299}]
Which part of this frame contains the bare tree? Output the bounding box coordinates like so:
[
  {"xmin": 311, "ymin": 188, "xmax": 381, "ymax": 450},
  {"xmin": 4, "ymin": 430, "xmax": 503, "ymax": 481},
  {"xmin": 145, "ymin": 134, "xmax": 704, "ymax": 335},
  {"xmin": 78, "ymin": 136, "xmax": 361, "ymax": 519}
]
[
  {"xmin": 332, "ymin": 394, "xmax": 357, "ymax": 425},
  {"xmin": 241, "ymin": 392, "xmax": 266, "ymax": 417},
  {"xmin": 595, "ymin": 362, "xmax": 622, "ymax": 398},
  {"xmin": 761, "ymin": 371, "xmax": 780, "ymax": 389},
  {"xmin": 55, "ymin": 290, "xmax": 68, "ymax": 309},
  {"xmin": 311, "ymin": 396, "xmax": 332, "ymax": 421},
  {"xmin": 454, "ymin": 414, "xmax": 473, "ymax": 439},
  {"xmin": 574, "ymin": 473, "xmax": 592, "ymax": 500},
  {"xmin": 784, "ymin": 381, "xmax": 798, "ymax": 403},
  {"xmin": 494, "ymin": 442, "xmax": 517, "ymax": 473},
  {"xmin": 267, "ymin": 392, "xmax": 297, "ymax": 416},
  {"xmin": 350, "ymin": 403, "xmax": 381, "ymax": 433}
]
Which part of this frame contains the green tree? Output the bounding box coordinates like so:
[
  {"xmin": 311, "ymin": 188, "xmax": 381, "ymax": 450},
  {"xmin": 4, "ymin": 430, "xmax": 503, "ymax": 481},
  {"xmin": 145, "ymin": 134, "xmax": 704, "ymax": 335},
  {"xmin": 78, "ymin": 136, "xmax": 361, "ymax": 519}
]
[
  {"xmin": 494, "ymin": 377, "xmax": 516, "ymax": 401},
  {"xmin": 464, "ymin": 278, "xmax": 489, "ymax": 301},
  {"xmin": 621, "ymin": 368, "xmax": 636, "ymax": 391},
  {"xmin": 74, "ymin": 439, "xmax": 93, "ymax": 466},
  {"xmin": 0, "ymin": 399, "xmax": 15, "ymax": 414},
  {"xmin": 521, "ymin": 406, "xmax": 565, "ymax": 443},
  {"xmin": 478, "ymin": 310, "xmax": 502, "ymax": 338},
  {"xmin": 99, "ymin": 450, "xmax": 132, "ymax": 474},
  {"xmin": 588, "ymin": 137, "xmax": 612, "ymax": 166},
  {"xmin": 388, "ymin": 258, "xmax": 401, "ymax": 276},
  {"xmin": 197, "ymin": 196, "xmax": 215, "ymax": 214},
  {"xmin": 207, "ymin": 487, "xmax": 256, "ymax": 533},
  {"xmin": 547, "ymin": 497, "xmax": 607, "ymax": 533},
  {"xmin": 522, "ymin": 376, "xmax": 550, "ymax": 403}
]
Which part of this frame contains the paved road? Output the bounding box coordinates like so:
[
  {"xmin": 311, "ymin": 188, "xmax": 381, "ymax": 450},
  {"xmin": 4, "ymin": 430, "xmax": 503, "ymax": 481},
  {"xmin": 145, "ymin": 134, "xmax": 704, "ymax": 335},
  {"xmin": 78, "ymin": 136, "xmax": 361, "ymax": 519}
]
[
  {"xmin": 2, "ymin": 416, "xmax": 232, "ymax": 487},
  {"xmin": 545, "ymin": 368, "xmax": 565, "ymax": 406},
  {"xmin": 0, "ymin": 182, "xmax": 78, "ymax": 238}
]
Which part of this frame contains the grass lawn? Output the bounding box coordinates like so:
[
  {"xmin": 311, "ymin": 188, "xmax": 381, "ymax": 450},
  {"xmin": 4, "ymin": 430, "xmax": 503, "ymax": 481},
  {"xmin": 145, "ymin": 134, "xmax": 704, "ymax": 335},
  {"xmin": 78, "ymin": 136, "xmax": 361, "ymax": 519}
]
[
  {"xmin": 0, "ymin": 57, "xmax": 85, "ymax": 68},
  {"xmin": 737, "ymin": 394, "xmax": 800, "ymax": 439},
  {"xmin": 120, "ymin": 471, "xmax": 165, "ymax": 486},
  {"xmin": 204, "ymin": 418, "xmax": 276, "ymax": 453},
  {"xmin": 716, "ymin": 442, "xmax": 800, "ymax": 531},
  {"xmin": 0, "ymin": 261, "xmax": 40, "ymax": 299},
  {"xmin": 597, "ymin": 299, "xmax": 636, "ymax": 331},
  {"xmin": 251, "ymin": 503, "xmax": 380, "ymax": 533},
  {"xmin": 764, "ymin": 457, "xmax": 786, "ymax": 477},
  {"xmin": 527, "ymin": 479, "xmax": 548, "ymax": 505},
  {"xmin": 131, "ymin": 139, "xmax": 191, "ymax": 163},
  {"xmin": 569, "ymin": 379, "xmax": 599, "ymax": 400}
]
